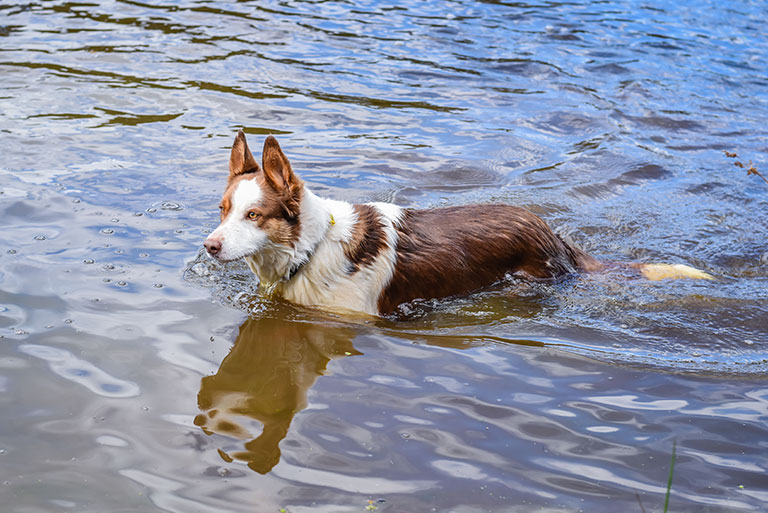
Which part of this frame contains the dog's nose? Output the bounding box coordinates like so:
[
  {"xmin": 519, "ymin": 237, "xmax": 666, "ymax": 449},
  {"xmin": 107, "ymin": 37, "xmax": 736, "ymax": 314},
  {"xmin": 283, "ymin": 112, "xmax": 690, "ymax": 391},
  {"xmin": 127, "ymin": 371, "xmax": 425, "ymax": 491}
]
[{"xmin": 204, "ymin": 238, "xmax": 222, "ymax": 256}]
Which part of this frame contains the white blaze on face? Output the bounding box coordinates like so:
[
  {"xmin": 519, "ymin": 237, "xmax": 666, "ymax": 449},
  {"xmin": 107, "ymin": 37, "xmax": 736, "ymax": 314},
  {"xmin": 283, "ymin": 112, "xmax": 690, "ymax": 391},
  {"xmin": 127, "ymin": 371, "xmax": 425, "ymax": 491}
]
[{"xmin": 207, "ymin": 178, "xmax": 268, "ymax": 262}]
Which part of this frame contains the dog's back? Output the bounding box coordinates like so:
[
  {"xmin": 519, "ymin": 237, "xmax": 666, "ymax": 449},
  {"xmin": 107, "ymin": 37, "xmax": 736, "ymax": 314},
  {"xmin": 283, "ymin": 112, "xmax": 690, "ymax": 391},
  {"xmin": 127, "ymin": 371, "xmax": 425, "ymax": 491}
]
[{"xmin": 378, "ymin": 204, "xmax": 600, "ymax": 313}]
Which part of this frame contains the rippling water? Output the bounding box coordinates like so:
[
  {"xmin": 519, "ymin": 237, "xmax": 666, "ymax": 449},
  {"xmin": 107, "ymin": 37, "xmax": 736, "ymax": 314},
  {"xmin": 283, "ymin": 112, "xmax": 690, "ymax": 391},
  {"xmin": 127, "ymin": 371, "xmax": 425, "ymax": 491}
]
[{"xmin": 1, "ymin": 1, "xmax": 767, "ymax": 511}]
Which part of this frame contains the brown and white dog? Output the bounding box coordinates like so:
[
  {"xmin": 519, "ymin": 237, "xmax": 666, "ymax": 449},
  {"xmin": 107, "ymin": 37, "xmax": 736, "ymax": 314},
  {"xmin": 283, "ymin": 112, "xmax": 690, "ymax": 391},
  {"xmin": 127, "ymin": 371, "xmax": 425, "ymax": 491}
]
[{"xmin": 204, "ymin": 131, "xmax": 711, "ymax": 315}]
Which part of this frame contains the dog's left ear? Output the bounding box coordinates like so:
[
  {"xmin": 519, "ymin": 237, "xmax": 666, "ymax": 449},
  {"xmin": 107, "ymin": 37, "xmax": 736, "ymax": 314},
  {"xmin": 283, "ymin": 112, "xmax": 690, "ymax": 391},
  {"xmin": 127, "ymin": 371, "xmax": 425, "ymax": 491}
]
[
  {"xmin": 262, "ymin": 137, "xmax": 302, "ymax": 216},
  {"xmin": 262, "ymin": 136, "xmax": 298, "ymax": 190},
  {"xmin": 262, "ymin": 136, "xmax": 302, "ymax": 215}
]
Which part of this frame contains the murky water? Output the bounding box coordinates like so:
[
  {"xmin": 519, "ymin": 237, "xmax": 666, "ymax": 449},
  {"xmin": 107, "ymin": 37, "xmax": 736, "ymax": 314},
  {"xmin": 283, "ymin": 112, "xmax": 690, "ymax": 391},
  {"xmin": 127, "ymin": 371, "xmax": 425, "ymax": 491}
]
[{"xmin": 2, "ymin": 1, "xmax": 767, "ymax": 511}]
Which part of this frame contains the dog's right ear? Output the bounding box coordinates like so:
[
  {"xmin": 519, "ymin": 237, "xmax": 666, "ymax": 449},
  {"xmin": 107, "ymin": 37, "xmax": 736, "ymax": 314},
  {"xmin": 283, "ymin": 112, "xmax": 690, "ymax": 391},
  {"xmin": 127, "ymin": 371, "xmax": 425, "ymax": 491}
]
[{"xmin": 229, "ymin": 130, "xmax": 260, "ymax": 180}]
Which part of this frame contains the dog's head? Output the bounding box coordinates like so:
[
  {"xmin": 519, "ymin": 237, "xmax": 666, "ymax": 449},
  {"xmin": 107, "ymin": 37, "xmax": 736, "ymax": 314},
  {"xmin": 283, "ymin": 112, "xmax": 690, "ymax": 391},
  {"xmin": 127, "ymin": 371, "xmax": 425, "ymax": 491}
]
[{"xmin": 204, "ymin": 131, "xmax": 303, "ymax": 262}]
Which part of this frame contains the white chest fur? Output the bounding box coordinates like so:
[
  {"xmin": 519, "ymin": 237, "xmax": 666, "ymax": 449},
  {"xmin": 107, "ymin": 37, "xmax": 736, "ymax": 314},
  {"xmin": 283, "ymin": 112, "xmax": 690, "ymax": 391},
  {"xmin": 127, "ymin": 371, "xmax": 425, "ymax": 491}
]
[{"xmin": 246, "ymin": 191, "xmax": 403, "ymax": 315}]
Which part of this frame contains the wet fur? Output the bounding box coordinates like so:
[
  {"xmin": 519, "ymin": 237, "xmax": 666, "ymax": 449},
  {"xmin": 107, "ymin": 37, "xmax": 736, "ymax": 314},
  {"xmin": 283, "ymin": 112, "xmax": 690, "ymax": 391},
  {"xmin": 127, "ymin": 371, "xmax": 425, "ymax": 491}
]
[
  {"xmin": 377, "ymin": 205, "xmax": 600, "ymax": 313},
  {"xmin": 204, "ymin": 132, "xmax": 709, "ymax": 316}
]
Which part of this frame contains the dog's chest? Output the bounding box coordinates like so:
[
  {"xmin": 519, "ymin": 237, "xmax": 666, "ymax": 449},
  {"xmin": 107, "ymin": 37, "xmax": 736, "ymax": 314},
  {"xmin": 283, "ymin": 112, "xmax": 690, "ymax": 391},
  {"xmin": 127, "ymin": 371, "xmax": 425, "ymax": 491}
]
[{"xmin": 277, "ymin": 245, "xmax": 395, "ymax": 315}]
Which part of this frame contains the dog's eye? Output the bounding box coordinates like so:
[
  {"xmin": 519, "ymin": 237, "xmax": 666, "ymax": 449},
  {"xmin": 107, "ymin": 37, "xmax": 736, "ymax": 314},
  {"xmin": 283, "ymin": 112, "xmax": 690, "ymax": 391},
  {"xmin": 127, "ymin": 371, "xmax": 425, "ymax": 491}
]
[
  {"xmin": 218, "ymin": 205, "xmax": 224, "ymax": 211},
  {"xmin": 247, "ymin": 211, "xmax": 261, "ymax": 220}
]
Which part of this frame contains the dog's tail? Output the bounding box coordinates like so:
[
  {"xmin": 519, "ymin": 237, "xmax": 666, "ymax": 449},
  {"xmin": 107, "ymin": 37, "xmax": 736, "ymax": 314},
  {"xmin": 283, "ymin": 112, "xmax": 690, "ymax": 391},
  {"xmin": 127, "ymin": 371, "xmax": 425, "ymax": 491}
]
[
  {"xmin": 635, "ymin": 263, "xmax": 713, "ymax": 281},
  {"xmin": 563, "ymin": 237, "xmax": 713, "ymax": 281}
]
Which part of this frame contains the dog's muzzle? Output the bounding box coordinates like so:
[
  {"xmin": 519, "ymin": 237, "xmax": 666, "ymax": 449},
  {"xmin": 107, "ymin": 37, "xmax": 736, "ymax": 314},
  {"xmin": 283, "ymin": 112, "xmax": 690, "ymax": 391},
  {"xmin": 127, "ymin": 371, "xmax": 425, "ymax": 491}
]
[{"xmin": 204, "ymin": 237, "xmax": 222, "ymax": 257}]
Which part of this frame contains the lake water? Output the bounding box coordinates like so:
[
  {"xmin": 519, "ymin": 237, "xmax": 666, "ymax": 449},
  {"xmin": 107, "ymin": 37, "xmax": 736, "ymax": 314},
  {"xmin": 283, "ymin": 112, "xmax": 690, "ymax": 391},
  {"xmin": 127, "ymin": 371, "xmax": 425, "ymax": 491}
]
[{"xmin": 1, "ymin": 1, "xmax": 767, "ymax": 511}]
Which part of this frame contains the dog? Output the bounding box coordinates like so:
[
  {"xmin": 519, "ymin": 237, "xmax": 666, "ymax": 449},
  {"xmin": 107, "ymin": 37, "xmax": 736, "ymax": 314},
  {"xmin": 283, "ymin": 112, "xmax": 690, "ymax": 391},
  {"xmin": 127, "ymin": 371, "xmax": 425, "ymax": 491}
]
[{"xmin": 204, "ymin": 131, "xmax": 711, "ymax": 315}]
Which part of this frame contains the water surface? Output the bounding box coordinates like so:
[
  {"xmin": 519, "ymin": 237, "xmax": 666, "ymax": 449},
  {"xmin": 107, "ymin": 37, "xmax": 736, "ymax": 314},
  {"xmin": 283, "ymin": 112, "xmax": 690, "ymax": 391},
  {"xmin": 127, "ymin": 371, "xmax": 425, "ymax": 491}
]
[{"xmin": 1, "ymin": 1, "xmax": 767, "ymax": 511}]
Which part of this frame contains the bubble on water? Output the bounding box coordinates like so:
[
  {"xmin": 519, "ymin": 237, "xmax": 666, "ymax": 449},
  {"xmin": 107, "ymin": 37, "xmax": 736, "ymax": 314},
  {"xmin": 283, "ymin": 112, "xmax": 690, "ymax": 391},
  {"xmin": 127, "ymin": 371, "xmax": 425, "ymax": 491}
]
[
  {"xmin": 102, "ymin": 263, "xmax": 115, "ymax": 271},
  {"xmin": 7, "ymin": 249, "xmax": 16, "ymax": 254},
  {"xmin": 140, "ymin": 253, "xmax": 149, "ymax": 258},
  {"xmin": 103, "ymin": 278, "xmax": 111, "ymax": 283},
  {"xmin": 64, "ymin": 319, "xmax": 73, "ymax": 324},
  {"xmin": 72, "ymin": 198, "xmax": 81, "ymax": 203},
  {"xmin": 115, "ymin": 249, "xmax": 124, "ymax": 255},
  {"xmin": 160, "ymin": 201, "xmax": 183, "ymax": 211},
  {"xmin": 153, "ymin": 283, "xmax": 163, "ymax": 288},
  {"xmin": 111, "ymin": 218, "xmax": 119, "ymax": 223},
  {"xmin": 100, "ymin": 228, "xmax": 114, "ymax": 235},
  {"xmin": 117, "ymin": 281, "xmax": 127, "ymax": 287},
  {"xmin": 146, "ymin": 207, "xmax": 157, "ymax": 213},
  {"xmin": 174, "ymin": 229, "xmax": 183, "ymax": 234},
  {"xmin": 142, "ymin": 406, "xmax": 150, "ymax": 411},
  {"xmin": 34, "ymin": 235, "xmax": 46, "ymax": 241},
  {"xmin": 134, "ymin": 212, "xmax": 143, "ymax": 217},
  {"xmin": 83, "ymin": 258, "xmax": 95, "ymax": 264}
]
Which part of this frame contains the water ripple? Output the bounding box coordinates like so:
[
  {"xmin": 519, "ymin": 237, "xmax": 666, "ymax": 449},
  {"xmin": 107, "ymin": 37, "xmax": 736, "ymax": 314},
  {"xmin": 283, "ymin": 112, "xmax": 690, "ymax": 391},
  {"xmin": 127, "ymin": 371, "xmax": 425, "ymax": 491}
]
[{"xmin": 18, "ymin": 343, "xmax": 140, "ymax": 398}]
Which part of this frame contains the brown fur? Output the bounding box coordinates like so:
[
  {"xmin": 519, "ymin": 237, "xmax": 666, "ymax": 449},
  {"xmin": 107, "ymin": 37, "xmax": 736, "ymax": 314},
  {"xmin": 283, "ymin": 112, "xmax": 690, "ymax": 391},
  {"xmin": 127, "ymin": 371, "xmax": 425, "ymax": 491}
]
[
  {"xmin": 377, "ymin": 205, "xmax": 602, "ymax": 314},
  {"xmin": 228, "ymin": 130, "xmax": 260, "ymax": 180},
  {"xmin": 343, "ymin": 204, "xmax": 387, "ymax": 273},
  {"xmin": 220, "ymin": 132, "xmax": 303, "ymax": 246},
  {"xmin": 208, "ymin": 132, "xmax": 709, "ymax": 316},
  {"xmin": 261, "ymin": 135, "xmax": 303, "ymax": 217}
]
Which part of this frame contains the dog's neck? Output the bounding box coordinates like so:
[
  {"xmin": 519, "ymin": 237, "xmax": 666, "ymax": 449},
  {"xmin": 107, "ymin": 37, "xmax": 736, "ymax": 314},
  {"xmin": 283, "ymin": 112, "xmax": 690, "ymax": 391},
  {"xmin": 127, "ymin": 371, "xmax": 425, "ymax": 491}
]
[{"xmin": 245, "ymin": 186, "xmax": 337, "ymax": 291}]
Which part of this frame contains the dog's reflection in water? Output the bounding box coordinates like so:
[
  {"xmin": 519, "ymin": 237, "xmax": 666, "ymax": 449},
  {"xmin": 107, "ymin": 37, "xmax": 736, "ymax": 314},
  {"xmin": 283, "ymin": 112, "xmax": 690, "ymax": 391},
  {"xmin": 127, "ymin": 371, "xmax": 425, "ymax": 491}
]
[{"xmin": 194, "ymin": 313, "xmax": 359, "ymax": 474}]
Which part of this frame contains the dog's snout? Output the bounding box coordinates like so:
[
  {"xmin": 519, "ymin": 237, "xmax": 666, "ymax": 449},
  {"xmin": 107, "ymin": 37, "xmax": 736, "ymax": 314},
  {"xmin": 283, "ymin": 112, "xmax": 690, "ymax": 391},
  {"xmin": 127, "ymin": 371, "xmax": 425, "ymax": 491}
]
[{"xmin": 204, "ymin": 237, "xmax": 222, "ymax": 256}]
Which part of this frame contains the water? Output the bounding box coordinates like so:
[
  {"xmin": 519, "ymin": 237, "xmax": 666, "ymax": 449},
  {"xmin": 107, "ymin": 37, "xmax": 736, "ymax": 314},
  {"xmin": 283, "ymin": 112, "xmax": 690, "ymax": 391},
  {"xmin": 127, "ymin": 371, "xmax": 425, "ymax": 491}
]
[{"xmin": 1, "ymin": 0, "xmax": 767, "ymax": 511}]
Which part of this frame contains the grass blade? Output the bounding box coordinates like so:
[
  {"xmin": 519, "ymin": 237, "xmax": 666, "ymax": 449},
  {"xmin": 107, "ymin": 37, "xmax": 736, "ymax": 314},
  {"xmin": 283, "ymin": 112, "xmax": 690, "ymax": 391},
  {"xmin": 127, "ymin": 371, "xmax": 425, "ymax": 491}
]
[{"xmin": 663, "ymin": 440, "xmax": 677, "ymax": 513}]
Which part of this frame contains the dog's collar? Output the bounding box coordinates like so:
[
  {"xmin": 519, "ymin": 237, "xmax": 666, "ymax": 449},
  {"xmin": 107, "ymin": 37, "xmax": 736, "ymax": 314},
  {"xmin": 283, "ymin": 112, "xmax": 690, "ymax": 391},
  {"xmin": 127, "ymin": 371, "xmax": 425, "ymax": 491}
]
[
  {"xmin": 282, "ymin": 213, "xmax": 335, "ymax": 283},
  {"xmin": 285, "ymin": 254, "xmax": 310, "ymax": 282}
]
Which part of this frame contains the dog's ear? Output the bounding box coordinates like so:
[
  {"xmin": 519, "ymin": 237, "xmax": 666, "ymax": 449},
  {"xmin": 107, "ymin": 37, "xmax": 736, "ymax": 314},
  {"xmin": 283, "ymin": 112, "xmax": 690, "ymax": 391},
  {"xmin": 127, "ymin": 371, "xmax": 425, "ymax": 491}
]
[
  {"xmin": 262, "ymin": 136, "xmax": 301, "ymax": 190},
  {"xmin": 229, "ymin": 130, "xmax": 260, "ymax": 180},
  {"xmin": 262, "ymin": 136, "xmax": 302, "ymax": 216}
]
